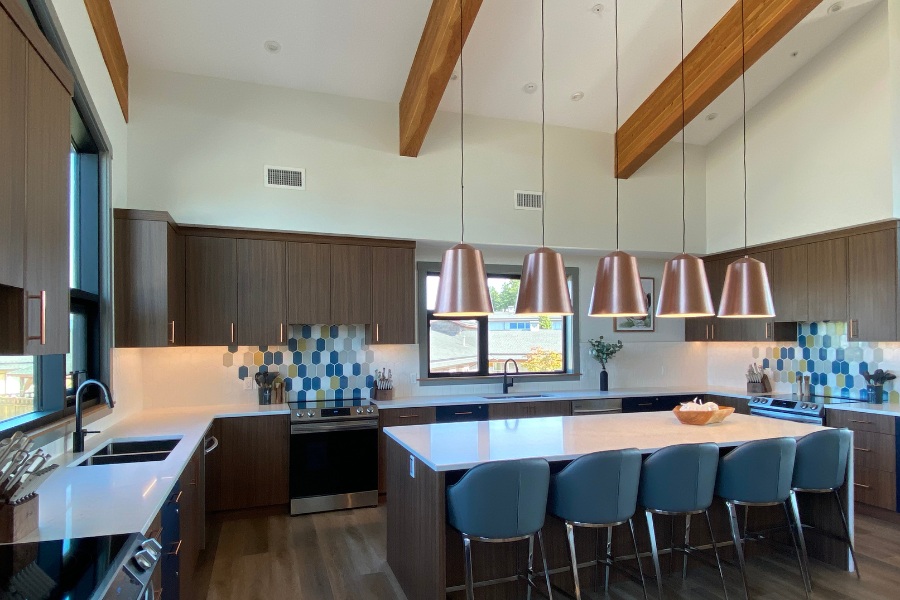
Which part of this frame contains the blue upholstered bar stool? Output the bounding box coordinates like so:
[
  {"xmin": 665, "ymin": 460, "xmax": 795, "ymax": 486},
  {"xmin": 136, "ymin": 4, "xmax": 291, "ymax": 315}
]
[
  {"xmin": 716, "ymin": 437, "xmax": 809, "ymax": 600},
  {"xmin": 790, "ymin": 428, "xmax": 859, "ymax": 586},
  {"xmin": 547, "ymin": 449, "xmax": 647, "ymax": 600},
  {"xmin": 446, "ymin": 458, "xmax": 553, "ymax": 600},
  {"xmin": 638, "ymin": 443, "xmax": 728, "ymax": 600}
]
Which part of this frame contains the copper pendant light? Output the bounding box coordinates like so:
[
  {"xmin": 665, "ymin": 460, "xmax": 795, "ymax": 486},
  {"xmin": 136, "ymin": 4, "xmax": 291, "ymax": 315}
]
[
  {"xmin": 515, "ymin": 0, "xmax": 573, "ymax": 316},
  {"xmin": 718, "ymin": 0, "xmax": 776, "ymax": 318},
  {"xmin": 433, "ymin": 2, "xmax": 492, "ymax": 318},
  {"xmin": 589, "ymin": 0, "xmax": 647, "ymax": 318},
  {"xmin": 656, "ymin": 0, "xmax": 714, "ymax": 319}
]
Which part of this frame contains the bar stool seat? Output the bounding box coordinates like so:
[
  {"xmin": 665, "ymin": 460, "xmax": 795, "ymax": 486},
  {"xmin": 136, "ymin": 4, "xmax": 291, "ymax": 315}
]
[
  {"xmin": 639, "ymin": 443, "xmax": 728, "ymax": 600},
  {"xmin": 446, "ymin": 458, "xmax": 553, "ymax": 600},
  {"xmin": 716, "ymin": 437, "xmax": 809, "ymax": 600},
  {"xmin": 547, "ymin": 448, "xmax": 647, "ymax": 600},
  {"xmin": 790, "ymin": 428, "xmax": 859, "ymax": 587}
]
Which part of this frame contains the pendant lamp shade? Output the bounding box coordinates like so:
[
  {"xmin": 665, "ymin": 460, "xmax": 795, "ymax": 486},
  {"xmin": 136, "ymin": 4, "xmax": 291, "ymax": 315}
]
[
  {"xmin": 433, "ymin": 243, "xmax": 493, "ymax": 317},
  {"xmin": 589, "ymin": 250, "xmax": 647, "ymax": 317},
  {"xmin": 718, "ymin": 256, "xmax": 775, "ymax": 318},
  {"xmin": 515, "ymin": 247, "xmax": 573, "ymax": 316},
  {"xmin": 656, "ymin": 254, "xmax": 715, "ymax": 318}
]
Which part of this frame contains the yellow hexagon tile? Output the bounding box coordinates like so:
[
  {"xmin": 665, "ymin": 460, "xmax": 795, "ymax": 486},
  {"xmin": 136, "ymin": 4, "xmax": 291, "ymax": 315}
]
[
  {"xmin": 835, "ymin": 373, "xmax": 845, "ymax": 388},
  {"xmin": 890, "ymin": 390, "xmax": 900, "ymax": 404},
  {"xmin": 787, "ymin": 371, "xmax": 796, "ymax": 384},
  {"xmin": 316, "ymin": 389, "xmax": 326, "ymax": 400},
  {"xmin": 330, "ymin": 377, "xmax": 340, "ymax": 390},
  {"xmin": 254, "ymin": 352, "xmax": 264, "ymax": 366},
  {"xmin": 288, "ymin": 364, "xmax": 298, "ymax": 378},
  {"xmin": 823, "ymin": 385, "xmax": 833, "ymax": 397},
  {"xmin": 295, "ymin": 338, "xmax": 308, "ymax": 352}
]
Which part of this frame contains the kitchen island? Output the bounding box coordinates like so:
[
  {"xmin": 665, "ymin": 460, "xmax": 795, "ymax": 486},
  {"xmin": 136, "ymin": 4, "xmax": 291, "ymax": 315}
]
[{"xmin": 385, "ymin": 412, "xmax": 854, "ymax": 599}]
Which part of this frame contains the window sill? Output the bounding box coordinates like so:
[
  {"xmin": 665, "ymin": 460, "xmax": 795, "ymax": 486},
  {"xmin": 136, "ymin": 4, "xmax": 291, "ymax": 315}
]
[
  {"xmin": 418, "ymin": 373, "xmax": 583, "ymax": 386},
  {"xmin": 0, "ymin": 403, "xmax": 110, "ymax": 447}
]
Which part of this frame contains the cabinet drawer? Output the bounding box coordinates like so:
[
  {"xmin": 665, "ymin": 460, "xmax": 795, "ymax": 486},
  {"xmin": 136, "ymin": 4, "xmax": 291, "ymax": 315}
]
[
  {"xmin": 380, "ymin": 407, "xmax": 436, "ymax": 427},
  {"xmin": 853, "ymin": 466, "xmax": 896, "ymax": 511},
  {"xmin": 827, "ymin": 409, "xmax": 896, "ymax": 435},
  {"xmin": 852, "ymin": 431, "xmax": 896, "ymax": 473}
]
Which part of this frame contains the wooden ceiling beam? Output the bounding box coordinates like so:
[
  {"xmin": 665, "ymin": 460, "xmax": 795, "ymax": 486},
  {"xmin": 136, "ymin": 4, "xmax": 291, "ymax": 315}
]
[
  {"xmin": 615, "ymin": 0, "xmax": 821, "ymax": 179},
  {"xmin": 399, "ymin": 0, "xmax": 483, "ymax": 157},
  {"xmin": 84, "ymin": 0, "xmax": 129, "ymax": 121}
]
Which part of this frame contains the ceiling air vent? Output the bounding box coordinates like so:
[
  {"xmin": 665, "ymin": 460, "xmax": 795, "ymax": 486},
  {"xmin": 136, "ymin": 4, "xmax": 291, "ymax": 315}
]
[
  {"xmin": 515, "ymin": 190, "xmax": 543, "ymax": 210},
  {"xmin": 265, "ymin": 165, "xmax": 305, "ymax": 190}
]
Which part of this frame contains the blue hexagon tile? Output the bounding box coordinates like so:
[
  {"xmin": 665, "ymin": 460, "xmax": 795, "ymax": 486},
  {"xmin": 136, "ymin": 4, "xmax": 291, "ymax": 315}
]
[{"xmin": 225, "ymin": 325, "xmax": 372, "ymax": 401}]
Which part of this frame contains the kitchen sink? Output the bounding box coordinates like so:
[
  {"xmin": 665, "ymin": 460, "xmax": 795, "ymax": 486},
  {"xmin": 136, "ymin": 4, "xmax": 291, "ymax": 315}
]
[
  {"xmin": 75, "ymin": 437, "xmax": 182, "ymax": 467},
  {"xmin": 481, "ymin": 394, "xmax": 554, "ymax": 400}
]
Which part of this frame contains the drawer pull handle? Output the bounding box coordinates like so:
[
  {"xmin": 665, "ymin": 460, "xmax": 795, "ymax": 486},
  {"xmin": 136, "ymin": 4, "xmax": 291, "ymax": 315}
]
[
  {"xmin": 147, "ymin": 528, "xmax": 163, "ymax": 541},
  {"xmin": 854, "ymin": 447, "xmax": 872, "ymax": 453},
  {"xmin": 849, "ymin": 420, "xmax": 873, "ymax": 424},
  {"xmin": 638, "ymin": 403, "xmax": 653, "ymax": 407},
  {"xmin": 168, "ymin": 540, "xmax": 182, "ymax": 556},
  {"xmin": 26, "ymin": 291, "xmax": 47, "ymax": 344},
  {"xmin": 853, "ymin": 483, "xmax": 871, "ymax": 489},
  {"xmin": 398, "ymin": 415, "xmax": 419, "ymax": 419},
  {"xmin": 170, "ymin": 490, "xmax": 183, "ymax": 504},
  {"xmin": 454, "ymin": 412, "xmax": 473, "ymax": 416},
  {"xmin": 169, "ymin": 320, "xmax": 176, "ymax": 344}
]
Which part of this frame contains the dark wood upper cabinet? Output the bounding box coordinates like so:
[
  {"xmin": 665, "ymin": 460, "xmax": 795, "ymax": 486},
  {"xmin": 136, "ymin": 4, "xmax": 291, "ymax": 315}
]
[
  {"xmin": 0, "ymin": 9, "xmax": 26, "ymax": 290},
  {"xmin": 848, "ymin": 229, "xmax": 899, "ymax": 342},
  {"xmin": 709, "ymin": 258, "xmax": 743, "ymax": 342},
  {"xmin": 285, "ymin": 242, "xmax": 332, "ymax": 325},
  {"xmin": 185, "ymin": 236, "xmax": 238, "ymax": 346},
  {"xmin": 114, "ymin": 215, "xmax": 185, "ymax": 347},
  {"xmin": 236, "ymin": 239, "xmax": 286, "ymax": 346},
  {"xmin": 742, "ymin": 251, "xmax": 775, "ymax": 342},
  {"xmin": 331, "ymin": 245, "xmax": 373, "ymax": 325},
  {"xmin": 371, "ymin": 247, "xmax": 415, "ymax": 344},
  {"xmin": 808, "ymin": 237, "xmax": 848, "ymax": 323},
  {"xmin": 773, "ymin": 244, "xmax": 808, "ymax": 322}
]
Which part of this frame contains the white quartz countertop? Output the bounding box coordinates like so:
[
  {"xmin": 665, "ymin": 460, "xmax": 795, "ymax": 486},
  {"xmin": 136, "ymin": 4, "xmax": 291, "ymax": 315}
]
[
  {"xmin": 12, "ymin": 403, "xmax": 290, "ymax": 544},
  {"xmin": 825, "ymin": 401, "xmax": 900, "ymax": 416},
  {"xmin": 373, "ymin": 386, "xmax": 758, "ymax": 409},
  {"xmin": 384, "ymin": 412, "xmax": 828, "ymax": 472}
]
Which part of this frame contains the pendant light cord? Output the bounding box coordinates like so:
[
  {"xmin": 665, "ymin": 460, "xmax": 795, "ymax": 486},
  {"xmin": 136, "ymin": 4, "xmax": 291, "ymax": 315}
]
[
  {"xmin": 741, "ymin": 0, "xmax": 748, "ymax": 252},
  {"xmin": 459, "ymin": 0, "xmax": 465, "ymax": 244},
  {"xmin": 540, "ymin": 0, "xmax": 546, "ymax": 247},
  {"xmin": 680, "ymin": 0, "xmax": 686, "ymax": 254},
  {"xmin": 614, "ymin": 0, "xmax": 620, "ymax": 251}
]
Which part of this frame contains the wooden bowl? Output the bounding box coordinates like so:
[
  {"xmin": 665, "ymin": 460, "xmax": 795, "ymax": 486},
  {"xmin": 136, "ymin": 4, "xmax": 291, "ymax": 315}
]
[{"xmin": 673, "ymin": 405, "xmax": 735, "ymax": 426}]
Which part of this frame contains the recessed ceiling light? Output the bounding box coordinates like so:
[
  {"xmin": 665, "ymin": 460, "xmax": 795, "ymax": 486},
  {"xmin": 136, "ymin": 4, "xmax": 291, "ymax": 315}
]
[
  {"xmin": 791, "ymin": 51, "xmax": 799, "ymax": 58},
  {"xmin": 523, "ymin": 82, "xmax": 538, "ymax": 94},
  {"xmin": 571, "ymin": 91, "xmax": 585, "ymax": 101},
  {"xmin": 591, "ymin": 4, "xmax": 604, "ymax": 15},
  {"xmin": 264, "ymin": 40, "xmax": 281, "ymax": 54},
  {"xmin": 827, "ymin": 1, "xmax": 844, "ymax": 14},
  {"xmin": 705, "ymin": 113, "xmax": 718, "ymax": 121},
  {"xmin": 450, "ymin": 72, "xmax": 459, "ymax": 81}
]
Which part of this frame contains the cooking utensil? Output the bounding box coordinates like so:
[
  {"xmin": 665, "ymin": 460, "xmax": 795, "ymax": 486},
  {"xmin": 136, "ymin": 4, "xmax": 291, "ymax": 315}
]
[
  {"xmin": 0, "ymin": 449, "xmax": 29, "ymax": 484},
  {"xmin": 8, "ymin": 463, "xmax": 58, "ymax": 505},
  {"xmin": 0, "ymin": 432, "xmax": 27, "ymax": 469},
  {"xmin": 1, "ymin": 452, "xmax": 47, "ymax": 499}
]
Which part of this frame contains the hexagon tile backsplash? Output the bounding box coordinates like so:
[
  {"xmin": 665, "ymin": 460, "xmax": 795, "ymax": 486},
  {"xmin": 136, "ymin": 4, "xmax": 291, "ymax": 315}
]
[
  {"xmin": 223, "ymin": 325, "xmax": 374, "ymax": 401},
  {"xmin": 756, "ymin": 322, "xmax": 899, "ymax": 402}
]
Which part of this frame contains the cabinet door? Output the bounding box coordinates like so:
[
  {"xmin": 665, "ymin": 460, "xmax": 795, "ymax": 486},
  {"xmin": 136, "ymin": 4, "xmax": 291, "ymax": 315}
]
[
  {"xmin": 206, "ymin": 415, "xmax": 289, "ymax": 512},
  {"xmin": 808, "ymin": 238, "xmax": 848, "ymax": 322},
  {"xmin": 286, "ymin": 242, "xmax": 331, "ymax": 324},
  {"xmin": 371, "ymin": 247, "xmax": 415, "ymax": 344},
  {"xmin": 489, "ymin": 401, "xmax": 571, "ymax": 420},
  {"xmin": 685, "ymin": 258, "xmax": 716, "ymax": 342},
  {"xmin": 707, "ymin": 259, "xmax": 743, "ymax": 341},
  {"xmin": 0, "ymin": 10, "xmax": 26, "ymax": 289},
  {"xmin": 24, "ymin": 47, "xmax": 70, "ymax": 356},
  {"xmin": 378, "ymin": 407, "xmax": 436, "ymax": 494},
  {"xmin": 622, "ymin": 397, "xmax": 657, "ymax": 413},
  {"xmin": 848, "ymin": 229, "xmax": 898, "ymax": 342},
  {"xmin": 773, "ymin": 245, "xmax": 808, "ymax": 322},
  {"xmin": 331, "ymin": 245, "xmax": 372, "ymax": 324},
  {"xmin": 167, "ymin": 227, "xmax": 185, "ymax": 345},
  {"xmin": 742, "ymin": 251, "xmax": 775, "ymax": 342},
  {"xmin": 185, "ymin": 236, "xmax": 238, "ymax": 346},
  {"xmin": 236, "ymin": 239, "xmax": 286, "ymax": 346}
]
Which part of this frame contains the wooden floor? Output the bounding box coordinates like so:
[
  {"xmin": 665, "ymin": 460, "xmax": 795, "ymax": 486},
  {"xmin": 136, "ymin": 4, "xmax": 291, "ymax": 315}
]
[{"xmin": 197, "ymin": 505, "xmax": 900, "ymax": 600}]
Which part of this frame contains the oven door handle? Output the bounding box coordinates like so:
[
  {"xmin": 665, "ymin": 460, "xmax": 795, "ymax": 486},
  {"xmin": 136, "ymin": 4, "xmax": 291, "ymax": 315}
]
[
  {"xmin": 750, "ymin": 408, "xmax": 822, "ymax": 424},
  {"xmin": 291, "ymin": 420, "xmax": 378, "ymax": 434}
]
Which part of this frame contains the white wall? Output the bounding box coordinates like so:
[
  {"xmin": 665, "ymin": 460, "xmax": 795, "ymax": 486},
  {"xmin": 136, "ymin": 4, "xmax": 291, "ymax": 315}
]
[
  {"xmin": 706, "ymin": 2, "xmax": 892, "ymax": 253},
  {"xmin": 126, "ymin": 67, "xmax": 706, "ymax": 255}
]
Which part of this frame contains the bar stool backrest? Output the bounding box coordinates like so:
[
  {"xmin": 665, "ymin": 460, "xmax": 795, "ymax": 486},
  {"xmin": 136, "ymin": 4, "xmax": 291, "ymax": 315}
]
[
  {"xmin": 549, "ymin": 448, "xmax": 642, "ymax": 525},
  {"xmin": 716, "ymin": 437, "xmax": 797, "ymax": 504},
  {"xmin": 638, "ymin": 443, "xmax": 719, "ymax": 513},
  {"xmin": 792, "ymin": 428, "xmax": 852, "ymax": 492}
]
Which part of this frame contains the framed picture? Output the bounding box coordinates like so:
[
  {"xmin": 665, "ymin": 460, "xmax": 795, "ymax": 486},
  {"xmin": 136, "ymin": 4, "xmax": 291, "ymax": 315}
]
[{"xmin": 614, "ymin": 277, "xmax": 655, "ymax": 332}]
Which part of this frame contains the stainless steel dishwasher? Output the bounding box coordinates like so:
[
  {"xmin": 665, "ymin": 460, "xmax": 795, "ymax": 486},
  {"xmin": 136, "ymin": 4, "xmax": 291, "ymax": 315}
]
[{"xmin": 572, "ymin": 398, "xmax": 622, "ymax": 415}]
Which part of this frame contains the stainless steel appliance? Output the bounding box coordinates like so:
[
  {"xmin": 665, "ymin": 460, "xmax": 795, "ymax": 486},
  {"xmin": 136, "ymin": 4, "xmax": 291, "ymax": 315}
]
[
  {"xmin": 289, "ymin": 399, "xmax": 379, "ymax": 515},
  {"xmin": 572, "ymin": 398, "xmax": 622, "ymax": 415},
  {"xmin": 748, "ymin": 394, "xmax": 858, "ymax": 425},
  {"xmin": 0, "ymin": 532, "xmax": 162, "ymax": 599}
]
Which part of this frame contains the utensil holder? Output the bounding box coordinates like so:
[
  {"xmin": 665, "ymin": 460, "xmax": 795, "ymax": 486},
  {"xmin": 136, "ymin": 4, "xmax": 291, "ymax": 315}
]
[
  {"xmin": 0, "ymin": 495, "xmax": 38, "ymax": 542},
  {"xmin": 374, "ymin": 388, "xmax": 394, "ymax": 401},
  {"xmin": 747, "ymin": 374, "xmax": 772, "ymax": 394},
  {"xmin": 258, "ymin": 387, "xmax": 272, "ymax": 405},
  {"xmin": 867, "ymin": 384, "xmax": 884, "ymax": 404}
]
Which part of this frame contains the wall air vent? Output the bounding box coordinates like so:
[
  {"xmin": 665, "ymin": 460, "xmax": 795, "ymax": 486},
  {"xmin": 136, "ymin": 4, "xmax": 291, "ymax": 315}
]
[
  {"xmin": 265, "ymin": 165, "xmax": 305, "ymax": 190},
  {"xmin": 515, "ymin": 190, "xmax": 543, "ymax": 210}
]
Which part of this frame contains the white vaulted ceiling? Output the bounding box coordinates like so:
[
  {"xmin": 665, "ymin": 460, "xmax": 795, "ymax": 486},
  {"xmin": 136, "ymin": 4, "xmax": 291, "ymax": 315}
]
[{"xmin": 111, "ymin": 0, "xmax": 879, "ymax": 145}]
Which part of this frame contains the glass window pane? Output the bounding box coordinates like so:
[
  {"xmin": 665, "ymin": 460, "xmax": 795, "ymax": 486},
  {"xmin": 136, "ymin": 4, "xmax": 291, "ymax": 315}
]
[
  {"xmin": 69, "ymin": 146, "xmax": 80, "ymax": 289},
  {"xmin": 428, "ymin": 319, "xmax": 479, "ymax": 374},
  {"xmin": 66, "ymin": 312, "xmax": 89, "ymax": 393},
  {"xmin": 0, "ymin": 356, "xmax": 38, "ymax": 423},
  {"xmin": 425, "ymin": 275, "xmax": 440, "ymax": 311}
]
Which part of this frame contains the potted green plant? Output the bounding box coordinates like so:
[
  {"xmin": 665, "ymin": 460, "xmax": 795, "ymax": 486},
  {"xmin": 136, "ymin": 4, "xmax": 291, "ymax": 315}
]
[
  {"xmin": 588, "ymin": 337, "xmax": 624, "ymax": 392},
  {"xmin": 862, "ymin": 369, "xmax": 895, "ymax": 404}
]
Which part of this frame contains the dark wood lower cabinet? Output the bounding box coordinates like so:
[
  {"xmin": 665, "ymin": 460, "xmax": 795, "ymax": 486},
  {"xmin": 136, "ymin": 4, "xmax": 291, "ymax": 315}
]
[
  {"xmin": 378, "ymin": 407, "xmax": 436, "ymax": 494},
  {"xmin": 487, "ymin": 400, "xmax": 572, "ymax": 420},
  {"xmin": 707, "ymin": 394, "xmax": 750, "ymax": 415},
  {"xmin": 206, "ymin": 415, "xmax": 290, "ymax": 512}
]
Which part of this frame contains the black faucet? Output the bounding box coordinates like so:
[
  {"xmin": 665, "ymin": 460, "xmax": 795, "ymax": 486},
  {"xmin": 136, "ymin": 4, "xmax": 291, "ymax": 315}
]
[
  {"xmin": 503, "ymin": 359, "xmax": 519, "ymax": 394},
  {"xmin": 73, "ymin": 379, "xmax": 115, "ymax": 452}
]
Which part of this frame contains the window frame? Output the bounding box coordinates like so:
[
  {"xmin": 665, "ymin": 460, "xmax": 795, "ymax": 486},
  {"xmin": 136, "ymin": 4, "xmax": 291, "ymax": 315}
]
[{"xmin": 417, "ymin": 261, "xmax": 580, "ymax": 385}]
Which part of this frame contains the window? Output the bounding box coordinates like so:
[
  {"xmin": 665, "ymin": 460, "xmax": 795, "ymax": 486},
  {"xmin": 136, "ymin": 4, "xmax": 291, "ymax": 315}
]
[{"xmin": 421, "ymin": 267, "xmax": 577, "ymax": 379}]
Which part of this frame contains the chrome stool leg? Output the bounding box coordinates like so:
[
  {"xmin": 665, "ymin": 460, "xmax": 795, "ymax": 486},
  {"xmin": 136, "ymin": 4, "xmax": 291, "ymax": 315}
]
[
  {"xmin": 628, "ymin": 518, "xmax": 649, "ymax": 600},
  {"xmin": 605, "ymin": 525, "xmax": 613, "ymax": 593},
  {"xmin": 703, "ymin": 510, "xmax": 729, "ymax": 600},
  {"xmin": 788, "ymin": 491, "xmax": 812, "ymax": 593},
  {"xmin": 726, "ymin": 501, "xmax": 750, "ymax": 600},
  {"xmin": 527, "ymin": 534, "xmax": 535, "ymax": 600},
  {"xmin": 645, "ymin": 510, "xmax": 664, "ymax": 600},
  {"xmin": 833, "ymin": 490, "xmax": 861, "ymax": 579},
  {"xmin": 462, "ymin": 535, "xmax": 475, "ymax": 600},
  {"xmin": 537, "ymin": 530, "xmax": 554, "ymax": 599},
  {"xmin": 682, "ymin": 514, "xmax": 691, "ymax": 579},
  {"xmin": 782, "ymin": 502, "xmax": 810, "ymax": 600},
  {"xmin": 565, "ymin": 523, "xmax": 581, "ymax": 600}
]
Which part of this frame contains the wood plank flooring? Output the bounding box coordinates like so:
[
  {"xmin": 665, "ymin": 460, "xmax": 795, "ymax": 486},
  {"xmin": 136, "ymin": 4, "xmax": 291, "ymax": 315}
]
[{"xmin": 197, "ymin": 505, "xmax": 900, "ymax": 600}]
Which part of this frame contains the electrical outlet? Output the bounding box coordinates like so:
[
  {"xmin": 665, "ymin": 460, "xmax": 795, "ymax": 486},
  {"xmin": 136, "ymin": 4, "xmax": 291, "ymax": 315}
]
[{"xmin": 243, "ymin": 377, "xmax": 253, "ymax": 390}]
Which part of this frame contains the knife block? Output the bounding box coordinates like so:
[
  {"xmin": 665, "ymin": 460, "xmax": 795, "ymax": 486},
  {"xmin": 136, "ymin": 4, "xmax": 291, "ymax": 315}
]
[
  {"xmin": 747, "ymin": 375, "xmax": 772, "ymax": 394},
  {"xmin": 0, "ymin": 495, "xmax": 38, "ymax": 542}
]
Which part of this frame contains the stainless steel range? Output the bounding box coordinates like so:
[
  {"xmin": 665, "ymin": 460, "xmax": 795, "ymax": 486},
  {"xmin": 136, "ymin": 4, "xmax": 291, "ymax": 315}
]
[
  {"xmin": 288, "ymin": 399, "xmax": 379, "ymax": 516},
  {"xmin": 748, "ymin": 394, "xmax": 858, "ymax": 425}
]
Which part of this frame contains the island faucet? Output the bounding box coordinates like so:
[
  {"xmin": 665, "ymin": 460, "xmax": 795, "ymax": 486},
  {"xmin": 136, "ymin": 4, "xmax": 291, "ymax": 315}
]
[
  {"xmin": 503, "ymin": 359, "xmax": 519, "ymax": 394},
  {"xmin": 73, "ymin": 379, "xmax": 115, "ymax": 453}
]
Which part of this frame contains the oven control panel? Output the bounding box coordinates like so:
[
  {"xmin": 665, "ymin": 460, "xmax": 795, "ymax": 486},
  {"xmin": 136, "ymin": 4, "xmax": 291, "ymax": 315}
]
[
  {"xmin": 749, "ymin": 397, "xmax": 823, "ymax": 413},
  {"xmin": 291, "ymin": 405, "xmax": 378, "ymax": 422}
]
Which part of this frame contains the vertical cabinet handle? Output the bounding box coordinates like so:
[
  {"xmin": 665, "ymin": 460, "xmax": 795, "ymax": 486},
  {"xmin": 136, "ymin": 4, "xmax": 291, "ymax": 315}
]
[
  {"xmin": 375, "ymin": 323, "xmax": 380, "ymax": 342},
  {"xmin": 169, "ymin": 321, "xmax": 176, "ymax": 344},
  {"xmin": 765, "ymin": 322, "xmax": 770, "ymax": 339},
  {"xmin": 230, "ymin": 322, "xmax": 235, "ymax": 344},
  {"xmin": 204, "ymin": 436, "xmax": 219, "ymax": 454},
  {"xmin": 280, "ymin": 323, "xmax": 285, "ymax": 343},
  {"xmin": 849, "ymin": 319, "xmax": 858, "ymax": 339},
  {"xmin": 710, "ymin": 323, "xmax": 715, "ymax": 340},
  {"xmin": 26, "ymin": 290, "xmax": 47, "ymax": 344},
  {"xmin": 705, "ymin": 324, "xmax": 710, "ymax": 340}
]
